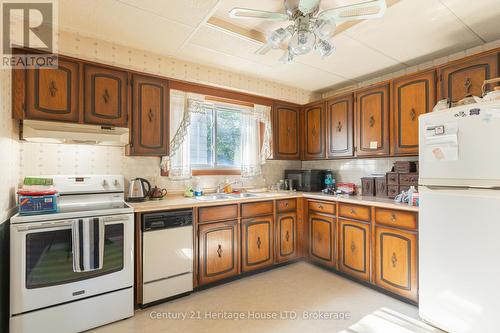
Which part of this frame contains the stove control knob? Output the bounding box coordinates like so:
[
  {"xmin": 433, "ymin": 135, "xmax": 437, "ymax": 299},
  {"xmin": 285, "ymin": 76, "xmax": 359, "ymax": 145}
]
[
  {"xmin": 114, "ymin": 179, "xmax": 120, "ymax": 186},
  {"xmin": 102, "ymin": 180, "xmax": 108, "ymax": 187}
]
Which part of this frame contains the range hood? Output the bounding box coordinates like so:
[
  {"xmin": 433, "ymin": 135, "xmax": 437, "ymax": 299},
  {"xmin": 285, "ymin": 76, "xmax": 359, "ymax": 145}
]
[{"xmin": 21, "ymin": 120, "xmax": 129, "ymax": 146}]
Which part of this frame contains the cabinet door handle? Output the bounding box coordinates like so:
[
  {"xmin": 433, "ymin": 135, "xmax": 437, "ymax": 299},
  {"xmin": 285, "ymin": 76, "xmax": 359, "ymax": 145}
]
[
  {"xmin": 311, "ymin": 126, "xmax": 317, "ymax": 137},
  {"xmin": 391, "ymin": 252, "xmax": 398, "ymax": 267},
  {"xmin": 102, "ymin": 89, "xmax": 110, "ymax": 104},
  {"xmin": 336, "ymin": 121, "xmax": 342, "ymax": 132},
  {"xmin": 48, "ymin": 80, "xmax": 58, "ymax": 97},
  {"xmin": 464, "ymin": 77, "xmax": 472, "ymax": 94},
  {"xmin": 285, "ymin": 231, "xmax": 290, "ymax": 242},
  {"xmin": 369, "ymin": 115, "xmax": 375, "ymax": 127},
  {"xmin": 391, "ymin": 213, "xmax": 397, "ymax": 222},
  {"xmin": 317, "ymin": 233, "xmax": 322, "ymax": 242},
  {"xmin": 350, "ymin": 241, "xmax": 356, "ymax": 252},
  {"xmin": 287, "ymin": 127, "xmax": 291, "ymax": 136},
  {"xmin": 217, "ymin": 244, "xmax": 223, "ymax": 258},
  {"xmin": 257, "ymin": 236, "xmax": 261, "ymax": 249},
  {"xmin": 148, "ymin": 108, "xmax": 154, "ymax": 122},
  {"xmin": 285, "ymin": 202, "xmax": 289, "ymax": 207},
  {"xmin": 410, "ymin": 108, "xmax": 416, "ymax": 121}
]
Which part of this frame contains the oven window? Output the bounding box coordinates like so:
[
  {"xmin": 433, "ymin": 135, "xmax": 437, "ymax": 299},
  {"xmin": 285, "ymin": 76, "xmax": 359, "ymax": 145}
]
[{"xmin": 25, "ymin": 224, "xmax": 124, "ymax": 289}]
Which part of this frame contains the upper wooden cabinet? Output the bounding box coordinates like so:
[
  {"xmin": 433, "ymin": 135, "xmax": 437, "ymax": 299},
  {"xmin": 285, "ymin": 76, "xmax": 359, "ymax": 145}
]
[
  {"xmin": 241, "ymin": 216, "xmax": 274, "ymax": 272},
  {"xmin": 339, "ymin": 219, "xmax": 371, "ymax": 281},
  {"xmin": 25, "ymin": 59, "xmax": 80, "ymax": 122},
  {"xmin": 392, "ymin": 71, "xmax": 436, "ymax": 155},
  {"xmin": 355, "ymin": 83, "xmax": 390, "ymax": 157},
  {"xmin": 438, "ymin": 52, "xmax": 499, "ymax": 103},
  {"xmin": 326, "ymin": 94, "xmax": 354, "ymax": 158},
  {"xmin": 273, "ymin": 104, "xmax": 300, "ymax": 160},
  {"xmin": 303, "ymin": 102, "xmax": 326, "ymax": 159},
  {"xmin": 130, "ymin": 74, "xmax": 169, "ymax": 156},
  {"xmin": 83, "ymin": 65, "xmax": 129, "ymax": 127},
  {"xmin": 198, "ymin": 220, "xmax": 239, "ymax": 286}
]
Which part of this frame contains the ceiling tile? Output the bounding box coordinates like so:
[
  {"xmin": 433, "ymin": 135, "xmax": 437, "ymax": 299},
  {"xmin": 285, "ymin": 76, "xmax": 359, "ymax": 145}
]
[
  {"xmin": 59, "ymin": 0, "xmax": 194, "ymax": 56},
  {"xmin": 345, "ymin": 0, "xmax": 483, "ymax": 65},
  {"xmin": 440, "ymin": 0, "xmax": 500, "ymax": 42}
]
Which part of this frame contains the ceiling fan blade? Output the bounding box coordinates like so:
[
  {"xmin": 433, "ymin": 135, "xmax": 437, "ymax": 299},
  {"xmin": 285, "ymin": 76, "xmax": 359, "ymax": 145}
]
[
  {"xmin": 318, "ymin": 0, "xmax": 386, "ymax": 23},
  {"xmin": 229, "ymin": 8, "xmax": 289, "ymax": 21},
  {"xmin": 299, "ymin": 0, "xmax": 321, "ymax": 15},
  {"xmin": 255, "ymin": 43, "xmax": 272, "ymax": 55}
]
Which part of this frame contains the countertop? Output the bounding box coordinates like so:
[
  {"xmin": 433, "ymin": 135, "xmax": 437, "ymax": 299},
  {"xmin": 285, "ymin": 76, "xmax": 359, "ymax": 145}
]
[{"xmin": 128, "ymin": 192, "xmax": 418, "ymax": 213}]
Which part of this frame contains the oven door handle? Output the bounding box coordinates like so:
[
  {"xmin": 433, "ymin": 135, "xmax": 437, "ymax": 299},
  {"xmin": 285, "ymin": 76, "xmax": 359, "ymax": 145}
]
[{"xmin": 15, "ymin": 220, "xmax": 75, "ymax": 231}]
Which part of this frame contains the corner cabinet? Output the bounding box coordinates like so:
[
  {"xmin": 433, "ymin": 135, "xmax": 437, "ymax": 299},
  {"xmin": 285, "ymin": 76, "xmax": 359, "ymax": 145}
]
[
  {"xmin": 129, "ymin": 75, "xmax": 169, "ymax": 156},
  {"xmin": 273, "ymin": 104, "xmax": 300, "ymax": 160},
  {"xmin": 198, "ymin": 220, "xmax": 239, "ymax": 285},
  {"xmin": 392, "ymin": 71, "xmax": 436, "ymax": 155},
  {"xmin": 326, "ymin": 94, "xmax": 354, "ymax": 158},
  {"xmin": 438, "ymin": 52, "xmax": 499, "ymax": 103},
  {"xmin": 241, "ymin": 216, "xmax": 274, "ymax": 272},
  {"xmin": 83, "ymin": 64, "xmax": 129, "ymax": 127},
  {"xmin": 303, "ymin": 102, "xmax": 326, "ymax": 160},
  {"xmin": 355, "ymin": 83, "xmax": 390, "ymax": 157},
  {"xmin": 24, "ymin": 59, "xmax": 80, "ymax": 122},
  {"xmin": 339, "ymin": 219, "xmax": 371, "ymax": 281}
]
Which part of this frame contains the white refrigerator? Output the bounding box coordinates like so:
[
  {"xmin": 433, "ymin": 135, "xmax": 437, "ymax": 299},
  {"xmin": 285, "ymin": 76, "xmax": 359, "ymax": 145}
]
[{"xmin": 419, "ymin": 100, "xmax": 500, "ymax": 333}]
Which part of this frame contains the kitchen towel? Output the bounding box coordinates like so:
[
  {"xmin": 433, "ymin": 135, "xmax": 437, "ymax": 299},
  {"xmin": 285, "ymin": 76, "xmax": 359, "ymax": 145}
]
[{"xmin": 72, "ymin": 217, "xmax": 105, "ymax": 272}]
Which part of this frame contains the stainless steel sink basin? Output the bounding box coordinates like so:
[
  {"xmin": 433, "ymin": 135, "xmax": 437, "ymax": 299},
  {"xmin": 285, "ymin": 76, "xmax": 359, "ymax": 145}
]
[
  {"xmin": 227, "ymin": 193, "xmax": 258, "ymax": 198},
  {"xmin": 194, "ymin": 193, "xmax": 232, "ymax": 201}
]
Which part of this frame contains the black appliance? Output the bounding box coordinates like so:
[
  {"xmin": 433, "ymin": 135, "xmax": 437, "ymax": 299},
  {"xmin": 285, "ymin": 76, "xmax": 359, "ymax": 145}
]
[{"xmin": 284, "ymin": 169, "xmax": 329, "ymax": 192}]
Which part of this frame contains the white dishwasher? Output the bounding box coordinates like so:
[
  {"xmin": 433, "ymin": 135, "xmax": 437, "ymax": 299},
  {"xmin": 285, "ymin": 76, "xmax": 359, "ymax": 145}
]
[{"xmin": 142, "ymin": 209, "xmax": 193, "ymax": 306}]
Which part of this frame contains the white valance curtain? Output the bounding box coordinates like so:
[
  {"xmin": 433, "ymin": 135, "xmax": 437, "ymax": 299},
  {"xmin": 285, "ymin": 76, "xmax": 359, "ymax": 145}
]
[{"xmin": 161, "ymin": 90, "xmax": 273, "ymax": 179}]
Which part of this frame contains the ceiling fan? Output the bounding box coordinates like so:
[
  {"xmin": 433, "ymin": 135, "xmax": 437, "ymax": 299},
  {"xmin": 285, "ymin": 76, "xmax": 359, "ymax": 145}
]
[{"xmin": 229, "ymin": 0, "xmax": 387, "ymax": 63}]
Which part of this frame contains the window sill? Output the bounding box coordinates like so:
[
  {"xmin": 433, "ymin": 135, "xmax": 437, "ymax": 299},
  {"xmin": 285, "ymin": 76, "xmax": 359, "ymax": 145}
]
[{"xmin": 192, "ymin": 169, "xmax": 241, "ymax": 176}]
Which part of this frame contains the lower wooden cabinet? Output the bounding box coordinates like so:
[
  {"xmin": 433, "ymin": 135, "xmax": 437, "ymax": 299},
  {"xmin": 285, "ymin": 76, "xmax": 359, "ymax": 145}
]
[
  {"xmin": 241, "ymin": 216, "xmax": 274, "ymax": 272},
  {"xmin": 339, "ymin": 219, "xmax": 371, "ymax": 281},
  {"xmin": 276, "ymin": 212, "xmax": 297, "ymax": 263},
  {"xmin": 375, "ymin": 226, "xmax": 418, "ymax": 301},
  {"xmin": 198, "ymin": 220, "xmax": 239, "ymax": 285},
  {"xmin": 309, "ymin": 213, "xmax": 335, "ymax": 266}
]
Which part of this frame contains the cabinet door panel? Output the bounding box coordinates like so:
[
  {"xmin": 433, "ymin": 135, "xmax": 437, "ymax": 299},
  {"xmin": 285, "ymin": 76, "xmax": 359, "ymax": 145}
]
[
  {"xmin": 274, "ymin": 104, "xmax": 300, "ymax": 159},
  {"xmin": 327, "ymin": 94, "xmax": 354, "ymax": 158},
  {"xmin": 130, "ymin": 75, "xmax": 169, "ymax": 156},
  {"xmin": 309, "ymin": 213, "xmax": 335, "ymax": 266},
  {"xmin": 84, "ymin": 65, "xmax": 128, "ymax": 127},
  {"xmin": 304, "ymin": 103, "xmax": 325, "ymax": 159},
  {"xmin": 355, "ymin": 84, "xmax": 389, "ymax": 157},
  {"xmin": 439, "ymin": 53, "xmax": 498, "ymax": 103},
  {"xmin": 339, "ymin": 219, "xmax": 370, "ymax": 281},
  {"xmin": 242, "ymin": 216, "xmax": 274, "ymax": 272},
  {"xmin": 392, "ymin": 71, "xmax": 436, "ymax": 155},
  {"xmin": 26, "ymin": 59, "xmax": 80, "ymax": 122},
  {"xmin": 375, "ymin": 226, "xmax": 417, "ymax": 301},
  {"xmin": 198, "ymin": 221, "xmax": 239, "ymax": 285},
  {"xmin": 276, "ymin": 212, "xmax": 297, "ymax": 263}
]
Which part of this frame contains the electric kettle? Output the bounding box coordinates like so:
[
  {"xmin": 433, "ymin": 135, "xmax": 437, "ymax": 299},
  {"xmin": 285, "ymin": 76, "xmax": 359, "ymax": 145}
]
[{"xmin": 127, "ymin": 178, "xmax": 151, "ymax": 202}]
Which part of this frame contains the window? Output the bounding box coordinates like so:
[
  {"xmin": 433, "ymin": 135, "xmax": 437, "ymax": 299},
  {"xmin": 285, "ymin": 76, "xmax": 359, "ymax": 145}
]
[{"xmin": 190, "ymin": 105, "xmax": 252, "ymax": 170}]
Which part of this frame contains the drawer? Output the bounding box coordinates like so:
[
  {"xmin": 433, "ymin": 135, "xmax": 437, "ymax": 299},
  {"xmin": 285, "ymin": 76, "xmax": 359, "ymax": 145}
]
[
  {"xmin": 199, "ymin": 204, "xmax": 238, "ymax": 223},
  {"xmin": 308, "ymin": 201, "xmax": 335, "ymax": 215},
  {"xmin": 387, "ymin": 185, "xmax": 399, "ymax": 199},
  {"xmin": 241, "ymin": 201, "xmax": 273, "ymax": 218},
  {"xmin": 339, "ymin": 203, "xmax": 371, "ymax": 222},
  {"xmin": 375, "ymin": 208, "xmax": 417, "ymax": 230},
  {"xmin": 277, "ymin": 199, "xmax": 296, "ymax": 213},
  {"xmin": 387, "ymin": 172, "xmax": 399, "ymax": 185},
  {"xmin": 399, "ymin": 173, "xmax": 418, "ymax": 185}
]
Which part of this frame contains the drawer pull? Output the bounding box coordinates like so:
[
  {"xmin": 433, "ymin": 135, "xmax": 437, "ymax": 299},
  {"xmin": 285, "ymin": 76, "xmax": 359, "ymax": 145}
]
[
  {"xmin": 217, "ymin": 244, "xmax": 223, "ymax": 258},
  {"xmin": 257, "ymin": 236, "xmax": 261, "ymax": 249},
  {"xmin": 318, "ymin": 205, "xmax": 323, "ymax": 209},
  {"xmin": 350, "ymin": 241, "xmax": 356, "ymax": 252},
  {"xmin": 285, "ymin": 202, "xmax": 289, "ymax": 207},
  {"xmin": 285, "ymin": 231, "xmax": 290, "ymax": 242},
  {"xmin": 390, "ymin": 213, "xmax": 397, "ymax": 222},
  {"xmin": 350, "ymin": 208, "xmax": 356, "ymax": 214},
  {"xmin": 391, "ymin": 252, "xmax": 398, "ymax": 267}
]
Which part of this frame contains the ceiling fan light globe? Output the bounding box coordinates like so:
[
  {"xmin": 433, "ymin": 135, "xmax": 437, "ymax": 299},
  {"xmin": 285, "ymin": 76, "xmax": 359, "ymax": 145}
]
[
  {"xmin": 314, "ymin": 19, "xmax": 336, "ymax": 40},
  {"xmin": 316, "ymin": 39, "xmax": 335, "ymax": 58},
  {"xmin": 267, "ymin": 27, "xmax": 292, "ymax": 49},
  {"xmin": 289, "ymin": 30, "xmax": 316, "ymax": 55}
]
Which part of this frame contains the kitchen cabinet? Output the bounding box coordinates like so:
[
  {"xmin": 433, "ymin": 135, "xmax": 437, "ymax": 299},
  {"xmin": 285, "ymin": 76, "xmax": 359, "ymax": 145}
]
[
  {"xmin": 375, "ymin": 226, "xmax": 417, "ymax": 301},
  {"xmin": 83, "ymin": 64, "xmax": 129, "ymax": 127},
  {"xmin": 355, "ymin": 83, "xmax": 390, "ymax": 157},
  {"xmin": 241, "ymin": 215, "xmax": 274, "ymax": 272},
  {"xmin": 438, "ymin": 52, "xmax": 499, "ymax": 103},
  {"xmin": 303, "ymin": 102, "xmax": 326, "ymax": 159},
  {"xmin": 273, "ymin": 104, "xmax": 300, "ymax": 160},
  {"xmin": 339, "ymin": 219, "xmax": 370, "ymax": 281},
  {"xmin": 276, "ymin": 212, "xmax": 297, "ymax": 263},
  {"xmin": 326, "ymin": 94, "xmax": 354, "ymax": 158},
  {"xmin": 25, "ymin": 59, "xmax": 80, "ymax": 122},
  {"xmin": 198, "ymin": 220, "xmax": 239, "ymax": 285},
  {"xmin": 129, "ymin": 74, "xmax": 169, "ymax": 156},
  {"xmin": 309, "ymin": 213, "xmax": 335, "ymax": 266},
  {"xmin": 392, "ymin": 71, "xmax": 436, "ymax": 155}
]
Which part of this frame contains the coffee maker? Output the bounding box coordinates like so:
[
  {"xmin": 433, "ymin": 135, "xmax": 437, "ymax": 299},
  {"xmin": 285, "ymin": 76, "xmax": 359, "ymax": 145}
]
[{"xmin": 322, "ymin": 170, "xmax": 336, "ymax": 194}]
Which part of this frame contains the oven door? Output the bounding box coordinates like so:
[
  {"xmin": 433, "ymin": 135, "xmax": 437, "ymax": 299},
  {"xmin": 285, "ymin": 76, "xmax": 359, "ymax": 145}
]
[{"xmin": 10, "ymin": 214, "xmax": 134, "ymax": 315}]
